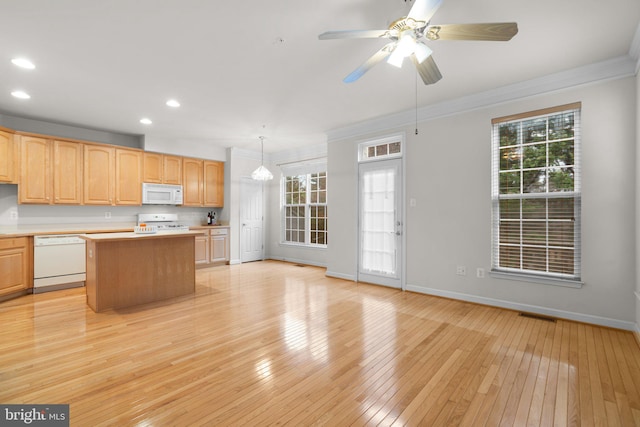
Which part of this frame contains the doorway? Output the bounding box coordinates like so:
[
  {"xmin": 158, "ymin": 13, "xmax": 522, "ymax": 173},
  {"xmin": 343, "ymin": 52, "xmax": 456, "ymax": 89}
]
[{"xmin": 358, "ymin": 158, "xmax": 403, "ymax": 289}]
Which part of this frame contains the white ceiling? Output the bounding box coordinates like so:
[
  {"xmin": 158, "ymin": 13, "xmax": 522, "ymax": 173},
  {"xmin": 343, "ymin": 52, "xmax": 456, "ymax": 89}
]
[{"xmin": 1, "ymin": 0, "xmax": 639, "ymax": 153}]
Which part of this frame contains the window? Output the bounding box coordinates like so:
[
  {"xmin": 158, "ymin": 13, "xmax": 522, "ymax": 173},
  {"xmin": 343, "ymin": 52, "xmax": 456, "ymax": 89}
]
[
  {"xmin": 283, "ymin": 172, "xmax": 327, "ymax": 246},
  {"xmin": 359, "ymin": 137, "xmax": 402, "ymax": 162},
  {"xmin": 491, "ymin": 103, "xmax": 581, "ymax": 283}
]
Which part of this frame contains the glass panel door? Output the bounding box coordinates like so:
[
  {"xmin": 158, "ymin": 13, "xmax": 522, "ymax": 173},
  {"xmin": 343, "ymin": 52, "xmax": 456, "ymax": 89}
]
[{"xmin": 358, "ymin": 158, "xmax": 402, "ymax": 288}]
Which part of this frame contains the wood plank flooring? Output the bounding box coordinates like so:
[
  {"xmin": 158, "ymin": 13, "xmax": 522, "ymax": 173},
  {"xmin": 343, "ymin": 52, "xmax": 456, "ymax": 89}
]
[{"xmin": 1, "ymin": 260, "xmax": 639, "ymax": 426}]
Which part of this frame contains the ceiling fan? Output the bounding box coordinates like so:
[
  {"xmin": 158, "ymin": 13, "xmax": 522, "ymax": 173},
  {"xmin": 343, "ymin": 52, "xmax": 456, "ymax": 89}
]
[{"xmin": 318, "ymin": 0, "xmax": 518, "ymax": 85}]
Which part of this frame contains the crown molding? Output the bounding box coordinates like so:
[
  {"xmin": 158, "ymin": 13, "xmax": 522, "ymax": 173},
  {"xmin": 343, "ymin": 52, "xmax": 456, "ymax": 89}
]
[{"xmin": 326, "ymin": 55, "xmax": 637, "ymax": 142}]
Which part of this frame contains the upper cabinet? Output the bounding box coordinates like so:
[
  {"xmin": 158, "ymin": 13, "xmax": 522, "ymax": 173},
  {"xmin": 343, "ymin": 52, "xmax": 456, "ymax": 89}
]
[
  {"xmin": 53, "ymin": 140, "xmax": 83, "ymax": 204},
  {"xmin": 20, "ymin": 136, "xmax": 51, "ymax": 204},
  {"xmin": 182, "ymin": 157, "xmax": 203, "ymax": 207},
  {"xmin": 84, "ymin": 144, "xmax": 114, "ymax": 205},
  {"xmin": 0, "ymin": 130, "xmax": 17, "ymax": 183},
  {"xmin": 203, "ymin": 160, "xmax": 224, "ymax": 207},
  {"xmin": 115, "ymin": 148, "xmax": 142, "ymax": 205},
  {"xmin": 163, "ymin": 155, "xmax": 182, "ymax": 185},
  {"xmin": 11, "ymin": 127, "xmax": 224, "ymax": 207},
  {"xmin": 143, "ymin": 152, "xmax": 182, "ymax": 185},
  {"xmin": 183, "ymin": 158, "xmax": 225, "ymax": 207}
]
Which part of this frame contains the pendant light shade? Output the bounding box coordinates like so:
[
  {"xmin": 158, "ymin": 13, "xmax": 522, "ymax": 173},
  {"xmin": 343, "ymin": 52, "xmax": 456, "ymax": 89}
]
[{"xmin": 252, "ymin": 136, "xmax": 273, "ymax": 181}]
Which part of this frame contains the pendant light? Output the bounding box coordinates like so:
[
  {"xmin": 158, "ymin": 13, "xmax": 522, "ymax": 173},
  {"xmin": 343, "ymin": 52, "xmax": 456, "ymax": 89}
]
[{"xmin": 251, "ymin": 136, "xmax": 273, "ymax": 181}]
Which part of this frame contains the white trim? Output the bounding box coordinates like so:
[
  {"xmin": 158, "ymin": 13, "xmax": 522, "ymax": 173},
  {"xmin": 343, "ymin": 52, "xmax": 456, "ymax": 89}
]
[
  {"xmin": 267, "ymin": 256, "xmax": 327, "ymax": 268},
  {"xmin": 490, "ymin": 270, "xmax": 583, "ymax": 288},
  {"xmin": 630, "ymin": 23, "xmax": 640, "ymax": 73},
  {"xmin": 325, "ymin": 270, "xmax": 356, "ymax": 281},
  {"xmin": 229, "ymin": 259, "xmax": 241, "ymax": 265},
  {"xmin": 405, "ymin": 283, "xmax": 636, "ymax": 331},
  {"xmin": 327, "ymin": 56, "xmax": 636, "ymax": 142}
]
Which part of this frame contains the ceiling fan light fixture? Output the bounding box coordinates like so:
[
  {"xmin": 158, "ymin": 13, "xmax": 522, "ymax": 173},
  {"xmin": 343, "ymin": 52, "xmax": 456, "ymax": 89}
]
[
  {"xmin": 414, "ymin": 42, "xmax": 432, "ymax": 64},
  {"xmin": 387, "ymin": 31, "xmax": 417, "ymax": 68}
]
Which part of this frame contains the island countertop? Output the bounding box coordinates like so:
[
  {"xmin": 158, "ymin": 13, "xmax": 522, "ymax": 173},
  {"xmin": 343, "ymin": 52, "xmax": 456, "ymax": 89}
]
[{"xmin": 80, "ymin": 230, "xmax": 205, "ymax": 242}]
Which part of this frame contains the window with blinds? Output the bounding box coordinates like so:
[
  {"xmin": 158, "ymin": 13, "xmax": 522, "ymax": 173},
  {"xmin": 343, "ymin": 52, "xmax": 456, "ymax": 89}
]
[{"xmin": 491, "ymin": 103, "xmax": 581, "ymax": 283}]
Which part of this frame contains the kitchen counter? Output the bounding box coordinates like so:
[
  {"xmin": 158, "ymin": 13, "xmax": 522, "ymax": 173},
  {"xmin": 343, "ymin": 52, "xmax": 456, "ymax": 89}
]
[
  {"xmin": 84, "ymin": 230, "xmax": 197, "ymax": 312},
  {"xmin": 0, "ymin": 223, "xmax": 229, "ymax": 237}
]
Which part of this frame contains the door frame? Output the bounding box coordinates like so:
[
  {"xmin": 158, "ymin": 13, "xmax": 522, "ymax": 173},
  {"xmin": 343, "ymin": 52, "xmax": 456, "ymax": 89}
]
[{"xmin": 356, "ymin": 134, "xmax": 406, "ymax": 290}]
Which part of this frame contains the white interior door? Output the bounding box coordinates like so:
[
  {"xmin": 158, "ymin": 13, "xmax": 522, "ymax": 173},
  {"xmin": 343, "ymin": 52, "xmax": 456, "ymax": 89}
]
[
  {"xmin": 240, "ymin": 178, "xmax": 264, "ymax": 263},
  {"xmin": 358, "ymin": 158, "xmax": 403, "ymax": 288}
]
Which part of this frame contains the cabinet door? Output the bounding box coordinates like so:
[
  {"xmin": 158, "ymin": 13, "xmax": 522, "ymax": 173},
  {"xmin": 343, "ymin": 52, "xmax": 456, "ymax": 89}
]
[
  {"xmin": 53, "ymin": 140, "xmax": 83, "ymax": 204},
  {"xmin": 195, "ymin": 233, "xmax": 210, "ymax": 265},
  {"xmin": 0, "ymin": 237, "xmax": 30, "ymax": 296},
  {"xmin": 0, "ymin": 131, "xmax": 15, "ymax": 183},
  {"xmin": 163, "ymin": 155, "xmax": 182, "ymax": 185},
  {"xmin": 143, "ymin": 152, "xmax": 163, "ymax": 183},
  {"xmin": 183, "ymin": 158, "xmax": 203, "ymax": 206},
  {"xmin": 115, "ymin": 149, "xmax": 142, "ymax": 205},
  {"xmin": 203, "ymin": 160, "xmax": 224, "ymax": 207},
  {"xmin": 19, "ymin": 136, "xmax": 51, "ymax": 204},
  {"xmin": 210, "ymin": 228, "xmax": 229, "ymax": 263},
  {"xmin": 84, "ymin": 144, "xmax": 114, "ymax": 205}
]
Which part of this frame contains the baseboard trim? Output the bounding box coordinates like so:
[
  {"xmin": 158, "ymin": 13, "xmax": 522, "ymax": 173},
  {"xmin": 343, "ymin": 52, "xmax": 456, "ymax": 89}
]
[
  {"xmin": 229, "ymin": 259, "xmax": 241, "ymax": 265},
  {"xmin": 267, "ymin": 256, "xmax": 327, "ymax": 268},
  {"xmin": 406, "ymin": 284, "xmax": 636, "ymax": 331},
  {"xmin": 325, "ymin": 270, "xmax": 356, "ymax": 281}
]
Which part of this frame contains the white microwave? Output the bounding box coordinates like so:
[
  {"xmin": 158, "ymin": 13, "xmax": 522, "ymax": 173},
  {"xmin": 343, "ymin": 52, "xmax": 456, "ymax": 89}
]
[{"xmin": 142, "ymin": 183, "xmax": 183, "ymax": 205}]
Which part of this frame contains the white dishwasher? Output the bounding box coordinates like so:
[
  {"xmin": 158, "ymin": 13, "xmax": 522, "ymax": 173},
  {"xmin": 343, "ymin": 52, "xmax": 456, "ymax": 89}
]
[{"xmin": 34, "ymin": 235, "xmax": 86, "ymax": 293}]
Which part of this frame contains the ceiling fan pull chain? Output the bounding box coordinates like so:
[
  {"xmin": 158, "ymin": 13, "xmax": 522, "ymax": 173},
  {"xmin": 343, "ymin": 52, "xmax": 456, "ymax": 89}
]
[{"xmin": 415, "ymin": 70, "xmax": 419, "ymax": 135}]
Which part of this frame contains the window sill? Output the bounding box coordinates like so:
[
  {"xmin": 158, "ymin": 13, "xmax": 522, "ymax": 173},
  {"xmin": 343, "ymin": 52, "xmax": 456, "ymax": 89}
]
[
  {"xmin": 279, "ymin": 242, "xmax": 327, "ymax": 250},
  {"xmin": 490, "ymin": 270, "xmax": 583, "ymax": 288}
]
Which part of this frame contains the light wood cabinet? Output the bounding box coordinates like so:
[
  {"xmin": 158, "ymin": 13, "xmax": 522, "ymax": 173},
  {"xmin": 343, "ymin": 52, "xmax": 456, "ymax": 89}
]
[
  {"xmin": 53, "ymin": 140, "xmax": 83, "ymax": 204},
  {"xmin": 0, "ymin": 237, "xmax": 31, "ymax": 298},
  {"xmin": 19, "ymin": 136, "xmax": 51, "ymax": 204},
  {"xmin": 164, "ymin": 155, "xmax": 182, "ymax": 185},
  {"xmin": 0, "ymin": 130, "xmax": 17, "ymax": 183},
  {"xmin": 143, "ymin": 152, "xmax": 163, "ymax": 183},
  {"xmin": 203, "ymin": 160, "xmax": 224, "ymax": 207},
  {"xmin": 210, "ymin": 228, "xmax": 229, "ymax": 263},
  {"xmin": 84, "ymin": 144, "xmax": 114, "ymax": 205},
  {"xmin": 195, "ymin": 233, "xmax": 210, "ymax": 265},
  {"xmin": 183, "ymin": 157, "xmax": 203, "ymax": 206},
  {"xmin": 194, "ymin": 227, "xmax": 229, "ymax": 267},
  {"xmin": 143, "ymin": 152, "xmax": 182, "ymax": 185},
  {"xmin": 115, "ymin": 148, "xmax": 142, "ymax": 205}
]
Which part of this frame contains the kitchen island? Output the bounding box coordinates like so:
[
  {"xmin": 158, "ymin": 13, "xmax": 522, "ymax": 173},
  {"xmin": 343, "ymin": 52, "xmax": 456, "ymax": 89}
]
[{"xmin": 81, "ymin": 230, "xmax": 204, "ymax": 312}]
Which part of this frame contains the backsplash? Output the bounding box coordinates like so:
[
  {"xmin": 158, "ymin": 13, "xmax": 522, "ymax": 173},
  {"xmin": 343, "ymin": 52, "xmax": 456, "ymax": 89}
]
[{"xmin": 0, "ymin": 184, "xmax": 220, "ymax": 227}]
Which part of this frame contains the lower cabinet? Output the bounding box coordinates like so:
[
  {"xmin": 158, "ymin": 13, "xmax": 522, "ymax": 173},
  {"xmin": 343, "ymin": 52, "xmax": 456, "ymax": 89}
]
[
  {"xmin": 194, "ymin": 227, "xmax": 229, "ymax": 267},
  {"xmin": 0, "ymin": 237, "xmax": 32, "ymax": 298}
]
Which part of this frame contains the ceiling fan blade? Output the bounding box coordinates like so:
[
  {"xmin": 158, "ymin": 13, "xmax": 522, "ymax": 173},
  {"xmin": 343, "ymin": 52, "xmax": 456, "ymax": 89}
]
[
  {"xmin": 425, "ymin": 23, "xmax": 518, "ymax": 41},
  {"xmin": 318, "ymin": 30, "xmax": 391, "ymax": 40},
  {"xmin": 344, "ymin": 43, "xmax": 395, "ymax": 83},
  {"xmin": 407, "ymin": 0, "xmax": 443, "ymax": 24},
  {"xmin": 411, "ymin": 54, "xmax": 442, "ymax": 85}
]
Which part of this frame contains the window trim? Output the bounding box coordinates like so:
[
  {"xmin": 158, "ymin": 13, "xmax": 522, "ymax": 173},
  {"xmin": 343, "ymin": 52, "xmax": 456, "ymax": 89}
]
[{"xmin": 491, "ymin": 103, "xmax": 582, "ymax": 286}]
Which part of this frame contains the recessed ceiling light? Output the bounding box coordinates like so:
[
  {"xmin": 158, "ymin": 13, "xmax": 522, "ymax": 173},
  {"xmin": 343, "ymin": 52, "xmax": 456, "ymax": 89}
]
[
  {"xmin": 166, "ymin": 99, "xmax": 180, "ymax": 108},
  {"xmin": 11, "ymin": 90, "xmax": 30, "ymax": 99},
  {"xmin": 11, "ymin": 58, "xmax": 35, "ymax": 69},
  {"xmin": 140, "ymin": 118, "xmax": 152, "ymax": 125}
]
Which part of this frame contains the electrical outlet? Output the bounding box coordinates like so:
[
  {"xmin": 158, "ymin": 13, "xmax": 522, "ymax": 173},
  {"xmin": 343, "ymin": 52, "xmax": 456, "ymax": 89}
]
[
  {"xmin": 9, "ymin": 210, "xmax": 18, "ymax": 220},
  {"xmin": 456, "ymin": 265, "xmax": 466, "ymax": 276},
  {"xmin": 105, "ymin": 212, "xmax": 111, "ymax": 219},
  {"xmin": 409, "ymin": 198, "xmax": 417, "ymax": 207},
  {"xmin": 477, "ymin": 268, "xmax": 485, "ymax": 278}
]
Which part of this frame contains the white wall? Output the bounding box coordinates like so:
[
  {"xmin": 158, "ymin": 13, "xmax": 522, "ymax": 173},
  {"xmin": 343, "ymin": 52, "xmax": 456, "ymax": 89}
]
[{"xmin": 328, "ymin": 76, "xmax": 637, "ymax": 329}]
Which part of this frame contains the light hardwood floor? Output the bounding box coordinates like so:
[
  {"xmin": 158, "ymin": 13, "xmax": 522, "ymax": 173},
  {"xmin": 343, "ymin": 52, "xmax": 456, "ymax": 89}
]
[{"xmin": 1, "ymin": 260, "xmax": 639, "ymax": 426}]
